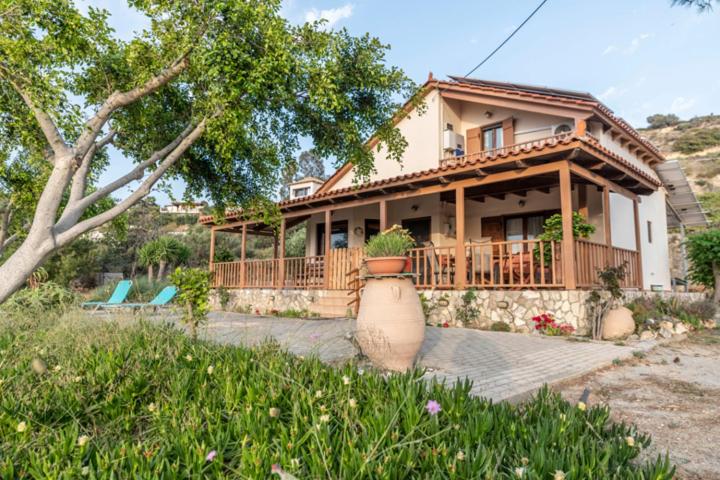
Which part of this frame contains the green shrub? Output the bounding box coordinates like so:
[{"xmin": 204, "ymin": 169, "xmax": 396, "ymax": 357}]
[
  {"xmin": 490, "ymin": 321, "xmax": 511, "ymax": 332},
  {"xmin": 169, "ymin": 267, "xmax": 212, "ymax": 339},
  {"xmin": 0, "ymin": 314, "xmax": 674, "ymax": 478},
  {"xmin": 216, "ymin": 287, "xmax": 231, "ymax": 310},
  {"xmin": 0, "ymin": 282, "xmax": 78, "ymax": 317},
  {"xmin": 455, "ymin": 289, "xmax": 481, "ymax": 325},
  {"xmin": 364, "ymin": 225, "xmax": 415, "ymax": 257},
  {"xmin": 272, "ymin": 308, "xmax": 319, "ymax": 318},
  {"xmin": 626, "ymin": 296, "xmax": 717, "ymax": 331},
  {"xmin": 673, "ymin": 128, "xmax": 720, "ymax": 154}
]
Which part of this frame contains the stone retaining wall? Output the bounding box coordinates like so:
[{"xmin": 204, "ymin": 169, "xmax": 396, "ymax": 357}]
[{"xmin": 211, "ymin": 288, "xmax": 318, "ymax": 314}]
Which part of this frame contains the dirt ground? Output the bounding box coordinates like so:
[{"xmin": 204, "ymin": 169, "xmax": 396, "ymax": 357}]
[{"xmin": 558, "ymin": 330, "xmax": 720, "ymax": 480}]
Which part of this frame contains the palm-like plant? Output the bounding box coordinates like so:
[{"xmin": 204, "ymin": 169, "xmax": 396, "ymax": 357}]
[{"xmin": 138, "ymin": 237, "xmax": 191, "ymax": 281}]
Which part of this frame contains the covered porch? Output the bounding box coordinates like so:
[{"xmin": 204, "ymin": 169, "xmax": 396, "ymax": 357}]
[{"xmin": 207, "ymin": 132, "xmax": 647, "ymax": 292}]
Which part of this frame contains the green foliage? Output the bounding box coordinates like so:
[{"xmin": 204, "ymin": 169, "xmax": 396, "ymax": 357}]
[
  {"xmin": 586, "ymin": 264, "xmax": 628, "ymax": 340},
  {"xmin": 490, "ymin": 321, "xmax": 511, "ymax": 332},
  {"xmin": 284, "ymin": 224, "xmax": 307, "ymax": 258},
  {"xmin": 364, "ymin": 225, "xmax": 415, "ymax": 257},
  {"xmin": 535, "ymin": 212, "xmax": 595, "ymax": 265},
  {"xmin": 627, "ymin": 295, "xmax": 717, "ymax": 331},
  {"xmin": 270, "ymin": 308, "xmax": 320, "ymax": 319},
  {"xmin": 673, "ymin": 128, "xmax": 720, "ymax": 154},
  {"xmin": 216, "ymin": 287, "xmax": 230, "ymax": 311},
  {"xmin": 0, "ymin": 314, "xmax": 675, "ymax": 478},
  {"xmin": 0, "ymin": 282, "xmax": 77, "ymax": 317},
  {"xmin": 685, "ymin": 229, "xmax": 720, "ymax": 292},
  {"xmin": 698, "ymin": 191, "xmax": 720, "ymax": 227},
  {"xmin": 87, "ymin": 276, "xmax": 169, "ymax": 304},
  {"xmin": 455, "ymin": 289, "xmax": 481, "ymax": 325},
  {"xmin": 169, "ymin": 267, "xmax": 212, "ymax": 339},
  {"xmin": 645, "ymin": 113, "xmax": 680, "ymax": 129},
  {"xmin": 138, "ymin": 236, "xmax": 191, "ymax": 280}
]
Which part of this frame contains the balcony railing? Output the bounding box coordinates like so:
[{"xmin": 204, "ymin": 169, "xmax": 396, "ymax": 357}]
[
  {"xmin": 440, "ymin": 132, "xmax": 574, "ymax": 169},
  {"xmin": 212, "ymin": 239, "xmax": 640, "ymax": 291}
]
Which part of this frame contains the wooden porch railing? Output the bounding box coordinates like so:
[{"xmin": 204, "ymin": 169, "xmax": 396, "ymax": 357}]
[
  {"xmin": 407, "ymin": 245, "xmax": 455, "ymax": 288},
  {"xmin": 466, "ymin": 239, "xmax": 563, "ymax": 288},
  {"xmin": 440, "ymin": 132, "xmax": 574, "ymax": 169},
  {"xmin": 282, "ymin": 255, "xmax": 325, "ymax": 288},
  {"xmin": 575, "ymin": 239, "xmax": 641, "ymax": 288}
]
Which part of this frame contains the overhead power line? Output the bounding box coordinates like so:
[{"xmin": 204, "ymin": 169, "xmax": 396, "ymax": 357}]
[{"xmin": 462, "ymin": 0, "xmax": 550, "ymax": 78}]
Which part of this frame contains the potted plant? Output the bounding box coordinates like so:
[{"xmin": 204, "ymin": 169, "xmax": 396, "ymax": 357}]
[{"xmin": 364, "ymin": 225, "xmax": 415, "ymax": 275}]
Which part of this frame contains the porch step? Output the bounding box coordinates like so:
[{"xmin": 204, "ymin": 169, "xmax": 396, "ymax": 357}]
[{"xmin": 310, "ymin": 290, "xmax": 355, "ymax": 318}]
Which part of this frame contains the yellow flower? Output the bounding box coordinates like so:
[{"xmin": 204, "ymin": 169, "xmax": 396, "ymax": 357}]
[
  {"xmin": 207, "ymin": 365, "xmax": 214, "ymax": 375},
  {"xmin": 319, "ymin": 414, "xmax": 330, "ymax": 423},
  {"xmin": 554, "ymin": 470, "xmax": 566, "ymax": 480},
  {"xmin": 148, "ymin": 403, "xmax": 157, "ymax": 413},
  {"xmin": 625, "ymin": 436, "xmax": 635, "ymax": 447},
  {"xmin": 315, "ymin": 390, "xmax": 323, "ymax": 398},
  {"xmin": 17, "ymin": 421, "xmax": 27, "ymax": 433},
  {"xmin": 342, "ymin": 375, "xmax": 350, "ymax": 385},
  {"xmin": 456, "ymin": 451, "xmax": 465, "ymax": 461},
  {"xmin": 521, "ymin": 457, "xmax": 529, "ymax": 466},
  {"xmin": 577, "ymin": 401, "xmax": 587, "ymax": 411},
  {"xmin": 77, "ymin": 435, "xmax": 89, "ymax": 447},
  {"xmin": 348, "ymin": 398, "xmax": 357, "ymax": 408},
  {"xmin": 269, "ymin": 407, "xmax": 280, "ymax": 418},
  {"xmin": 185, "ymin": 354, "xmax": 193, "ymax": 361},
  {"xmin": 319, "ymin": 404, "xmax": 327, "ymax": 412}
]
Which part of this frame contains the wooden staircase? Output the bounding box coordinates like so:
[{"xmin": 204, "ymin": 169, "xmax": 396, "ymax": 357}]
[{"xmin": 310, "ymin": 290, "xmax": 355, "ymax": 318}]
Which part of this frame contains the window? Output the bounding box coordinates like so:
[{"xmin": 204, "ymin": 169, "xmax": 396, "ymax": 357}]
[
  {"xmin": 647, "ymin": 221, "xmax": 653, "ymax": 243},
  {"xmin": 293, "ymin": 187, "xmax": 310, "ymax": 198},
  {"xmin": 402, "ymin": 217, "xmax": 431, "ymax": 245},
  {"xmin": 316, "ymin": 220, "xmax": 348, "ymax": 254},
  {"xmin": 482, "ymin": 125, "xmax": 504, "ymax": 150},
  {"xmin": 364, "ymin": 219, "xmax": 380, "ymax": 242}
]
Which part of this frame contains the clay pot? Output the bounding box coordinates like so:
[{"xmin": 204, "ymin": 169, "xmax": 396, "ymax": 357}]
[
  {"xmin": 602, "ymin": 306, "xmax": 636, "ymax": 340},
  {"xmin": 365, "ymin": 256, "xmax": 407, "ymax": 275},
  {"xmin": 356, "ymin": 277, "xmax": 425, "ymax": 371}
]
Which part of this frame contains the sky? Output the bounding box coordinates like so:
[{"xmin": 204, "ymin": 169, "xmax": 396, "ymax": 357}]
[{"xmin": 82, "ymin": 0, "xmax": 720, "ymax": 205}]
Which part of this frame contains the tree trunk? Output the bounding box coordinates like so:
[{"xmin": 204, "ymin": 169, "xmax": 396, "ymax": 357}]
[
  {"xmin": 158, "ymin": 260, "xmax": 167, "ymax": 280},
  {"xmin": 147, "ymin": 264, "xmax": 155, "ymax": 283},
  {"xmin": 0, "ymin": 236, "xmax": 54, "ymax": 303},
  {"xmin": 714, "ymin": 262, "xmax": 720, "ymax": 304}
]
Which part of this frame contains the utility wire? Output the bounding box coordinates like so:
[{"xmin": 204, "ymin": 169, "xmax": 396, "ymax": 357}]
[{"xmin": 461, "ymin": 0, "xmax": 550, "ymax": 79}]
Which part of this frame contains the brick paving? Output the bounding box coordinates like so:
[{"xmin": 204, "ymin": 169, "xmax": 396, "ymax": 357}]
[{"xmin": 198, "ymin": 312, "xmax": 638, "ymax": 402}]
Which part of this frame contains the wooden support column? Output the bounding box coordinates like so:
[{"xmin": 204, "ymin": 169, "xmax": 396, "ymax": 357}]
[
  {"xmin": 455, "ymin": 186, "xmax": 467, "ymax": 289},
  {"xmin": 633, "ymin": 198, "xmax": 644, "ymax": 289},
  {"xmin": 559, "ymin": 165, "xmax": 577, "ymax": 289},
  {"xmin": 324, "ymin": 209, "xmax": 332, "ymax": 288},
  {"xmin": 379, "ymin": 199, "xmax": 387, "ymax": 231},
  {"xmin": 278, "ymin": 218, "xmax": 286, "ymax": 288},
  {"xmin": 240, "ymin": 224, "xmax": 247, "ymax": 287},
  {"xmin": 603, "ymin": 186, "xmax": 612, "ymax": 267},
  {"xmin": 209, "ymin": 228, "xmax": 216, "ymax": 270},
  {"xmin": 575, "ymin": 118, "xmax": 587, "ymax": 136},
  {"xmin": 578, "ymin": 184, "xmax": 588, "ymax": 219}
]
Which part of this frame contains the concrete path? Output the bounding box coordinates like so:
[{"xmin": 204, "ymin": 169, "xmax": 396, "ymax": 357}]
[{"xmin": 198, "ymin": 312, "xmax": 638, "ymax": 402}]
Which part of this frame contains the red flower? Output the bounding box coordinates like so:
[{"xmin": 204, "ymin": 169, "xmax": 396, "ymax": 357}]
[{"xmin": 442, "ymin": 322, "xmax": 449, "ymax": 328}]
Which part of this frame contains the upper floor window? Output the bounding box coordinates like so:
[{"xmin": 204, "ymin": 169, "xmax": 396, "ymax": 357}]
[
  {"xmin": 483, "ymin": 125, "xmax": 504, "ymax": 150},
  {"xmin": 293, "ymin": 187, "xmax": 310, "ymax": 198}
]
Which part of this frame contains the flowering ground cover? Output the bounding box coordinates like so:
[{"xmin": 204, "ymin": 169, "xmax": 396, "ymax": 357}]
[{"xmin": 0, "ymin": 313, "xmax": 674, "ymax": 478}]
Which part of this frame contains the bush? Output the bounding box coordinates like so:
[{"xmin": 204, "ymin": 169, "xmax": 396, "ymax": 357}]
[
  {"xmin": 364, "ymin": 225, "xmax": 415, "ymax": 257},
  {"xmin": 646, "ymin": 113, "xmax": 680, "ymax": 129},
  {"xmin": 626, "ymin": 296, "xmax": 717, "ymax": 331},
  {"xmin": 170, "ymin": 267, "xmax": 212, "ymax": 339},
  {"xmin": 673, "ymin": 128, "xmax": 720, "ymax": 154},
  {"xmin": 490, "ymin": 321, "xmax": 511, "ymax": 332},
  {"xmin": 0, "ymin": 314, "xmax": 674, "ymax": 478},
  {"xmin": 0, "ymin": 282, "xmax": 78, "ymax": 317}
]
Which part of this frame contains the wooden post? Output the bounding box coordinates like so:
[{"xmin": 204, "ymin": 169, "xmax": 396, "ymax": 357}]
[
  {"xmin": 575, "ymin": 118, "xmax": 587, "ymax": 136},
  {"xmin": 633, "ymin": 198, "xmax": 644, "ymax": 289},
  {"xmin": 209, "ymin": 228, "xmax": 216, "ymax": 270},
  {"xmin": 455, "ymin": 186, "xmax": 466, "ymax": 289},
  {"xmin": 240, "ymin": 223, "xmax": 247, "ymax": 287},
  {"xmin": 324, "ymin": 209, "xmax": 332, "ymax": 289},
  {"xmin": 559, "ymin": 165, "xmax": 577, "ymax": 289},
  {"xmin": 379, "ymin": 199, "xmax": 387, "ymax": 231},
  {"xmin": 578, "ymin": 184, "xmax": 588, "ymax": 219},
  {"xmin": 278, "ymin": 218, "xmax": 286, "ymax": 288},
  {"xmin": 603, "ymin": 186, "xmax": 612, "ymax": 268}
]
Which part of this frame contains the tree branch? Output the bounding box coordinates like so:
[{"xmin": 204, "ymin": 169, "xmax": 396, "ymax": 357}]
[
  {"xmin": 55, "ymin": 118, "xmax": 207, "ymax": 243},
  {"xmin": 74, "ymin": 56, "xmax": 190, "ymax": 157},
  {"xmin": 67, "ymin": 129, "xmax": 116, "ymax": 206}
]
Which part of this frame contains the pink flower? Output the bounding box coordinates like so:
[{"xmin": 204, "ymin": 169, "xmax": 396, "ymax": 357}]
[
  {"xmin": 425, "ymin": 400, "xmax": 441, "ymax": 415},
  {"xmin": 206, "ymin": 450, "xmax": 217, "ymax": 462}
]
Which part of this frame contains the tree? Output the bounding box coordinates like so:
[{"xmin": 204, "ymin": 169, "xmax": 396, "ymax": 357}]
[
  {"xmin": 0, "ymin": 0, "xmax": 417, "ymax": 303},
  {"xmin": 279, "ymin": 149, "xmax": 326, "ymax": 200},
  {"xmin": 646, "ymin": 113, "xmax": 680, "ymax": 129},
  {"xmin": 685, "ymin": 229, "xmax": 720, "ymax": 303},
  {"xmin": 671, "ymin": 0, "xmax": 716, "ymax": 11},
  {"xmin": 137, "ymin": 236, "xmax": 190, "ymax": 282}
]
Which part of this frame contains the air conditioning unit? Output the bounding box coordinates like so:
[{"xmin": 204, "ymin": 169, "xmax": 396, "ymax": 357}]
[{"xmin": 443, "ymin": 129, "xmax": 465, "ymax": 152}]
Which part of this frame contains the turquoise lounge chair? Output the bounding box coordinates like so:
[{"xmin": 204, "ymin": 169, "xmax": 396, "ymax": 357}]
[
  {"xmin": 82, "ymin": 280, "xmax": 133, "ymax": 310},
  {"xmin": 101, "ymin": 286, "xmax": 177, "ymax": 313}
]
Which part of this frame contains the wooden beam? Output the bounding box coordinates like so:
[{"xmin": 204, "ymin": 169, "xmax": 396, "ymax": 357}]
[
  {"xmin": 489, "ymin": 193, "xmax": 506, "ymax": 201},
  {"xmin": 379, "ymin": 199, "xmax": 387, "ymax": 231},
  {"xmin": 603, "ymin": 186, "xmax": 612, "ymax": 247},
  {"xmin": 589, "ymin": 162, "xmax": 605, "ymax": 171},
  {"xmin": 455, "ymin": 186, "xmax": 466, "ymax": 289},
  {"xmin": 568, "ymin": 162, "xmax": 638, "ymax": 200},
  {"xmin": 324, "ymin": 209, "xmax": 332, "ymax": 288},
  {"xmin": 209, "ymin": 228, "xmax": 216, "ymax": 271},
  {"xmin": 633, "ymin": 198, "xmax": 644, "ymax": 289},
  {"xmin": 559, "ymin": 164, "xmax": 577, "ymax": 289},
  {"xmin": 575, "ymin": 118, "xmax": 587, "ymax": 136},
  {"xmin": 240, "ymin": 224, "xmax": 247, "ymax": 287},
  {"xmin": 278, "ymin": 218, "xmax": 286, "ymax": 288}
]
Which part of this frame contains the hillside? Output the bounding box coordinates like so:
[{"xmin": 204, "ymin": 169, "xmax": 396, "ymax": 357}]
[{"xmin": 639, "ymin": 114, "xmax": 720, "ymax": 225}]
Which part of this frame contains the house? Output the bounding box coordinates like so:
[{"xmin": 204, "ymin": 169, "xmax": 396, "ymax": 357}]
[
  {"xmin": 161, "ymin": 201, "xmax": 208, "ymax": 215},
  {"xmin": 289, "ymin": 177, "xmax": 325, "ymax": 200},
  {"xmin": 200, "ymin": 76, "xmax": 698, "ymax": 326}
]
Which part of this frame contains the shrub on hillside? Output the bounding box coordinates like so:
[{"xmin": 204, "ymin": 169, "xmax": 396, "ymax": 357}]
[
  {"xmin": 0, "ymin": 314, "xmax": 674, "ymax": 478},
  {"xmin": 673, "ymin": 128, "xmax": 720, "ymax": 154},
  {"xmin": 646, "ymin": 113, "xmax": 680, "ymax": 129}
]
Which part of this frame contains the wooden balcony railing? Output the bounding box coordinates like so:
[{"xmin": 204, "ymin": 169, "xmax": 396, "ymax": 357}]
[
  {"xmin": 440, "ymin": 132, "xmax": 574, "ymax": 169},
  {"xmin": 212, "ymin": 239, "xmax": 640, "ymax": 290},
  {"xmin": 575, "ymin": 239, "xmax": 641, "ymax": 289}
]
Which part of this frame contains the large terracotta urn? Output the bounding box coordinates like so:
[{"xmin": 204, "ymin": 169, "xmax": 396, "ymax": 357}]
[
  {"xmin": 602, "ymin": 306, "xmax": 636, "ymax": 340},
  {"xmin": 365, "ymin": 256, "xmax": 407, "ymax": 275},
  {"xmin": 356, "ymin": 277, "xmax": 425, "ymax": 371}
]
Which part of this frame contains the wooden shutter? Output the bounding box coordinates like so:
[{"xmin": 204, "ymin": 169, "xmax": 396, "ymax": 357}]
[
  {"xmin": 502, "ymin": 117, "xmax": 514, "ymax": 147},
  {"xmin": 466, "ymin": 126, "xmax": 482, "ymax": 154},
  {"xmin": 481, "ymin": 216, "xmax": 504, "ymax": 242}
]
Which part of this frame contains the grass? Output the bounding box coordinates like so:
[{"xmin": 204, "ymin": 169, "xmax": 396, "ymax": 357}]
[{"xmin": 0, "ymin": 311, "xmax": 675, "ymax": 478}]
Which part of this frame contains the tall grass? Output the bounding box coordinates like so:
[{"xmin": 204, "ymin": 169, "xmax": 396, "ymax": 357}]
[{"xmin": 0, "ymin": 311, "xmax": 674, "ymax": 478}]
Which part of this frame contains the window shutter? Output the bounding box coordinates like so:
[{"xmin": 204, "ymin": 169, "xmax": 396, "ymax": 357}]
[
  {"xmin": 502, "ymin": 117, "xmax": 514, "ymax": 146},
  {"xmin": 466, "ymin": 126, "xmax": 482, "ymax": 154}
]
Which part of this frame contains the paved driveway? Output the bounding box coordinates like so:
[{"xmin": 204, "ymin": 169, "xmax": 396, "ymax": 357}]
[{"xmin": 199, "ymin": 312, "xmax": 639, "ymax": 402}]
